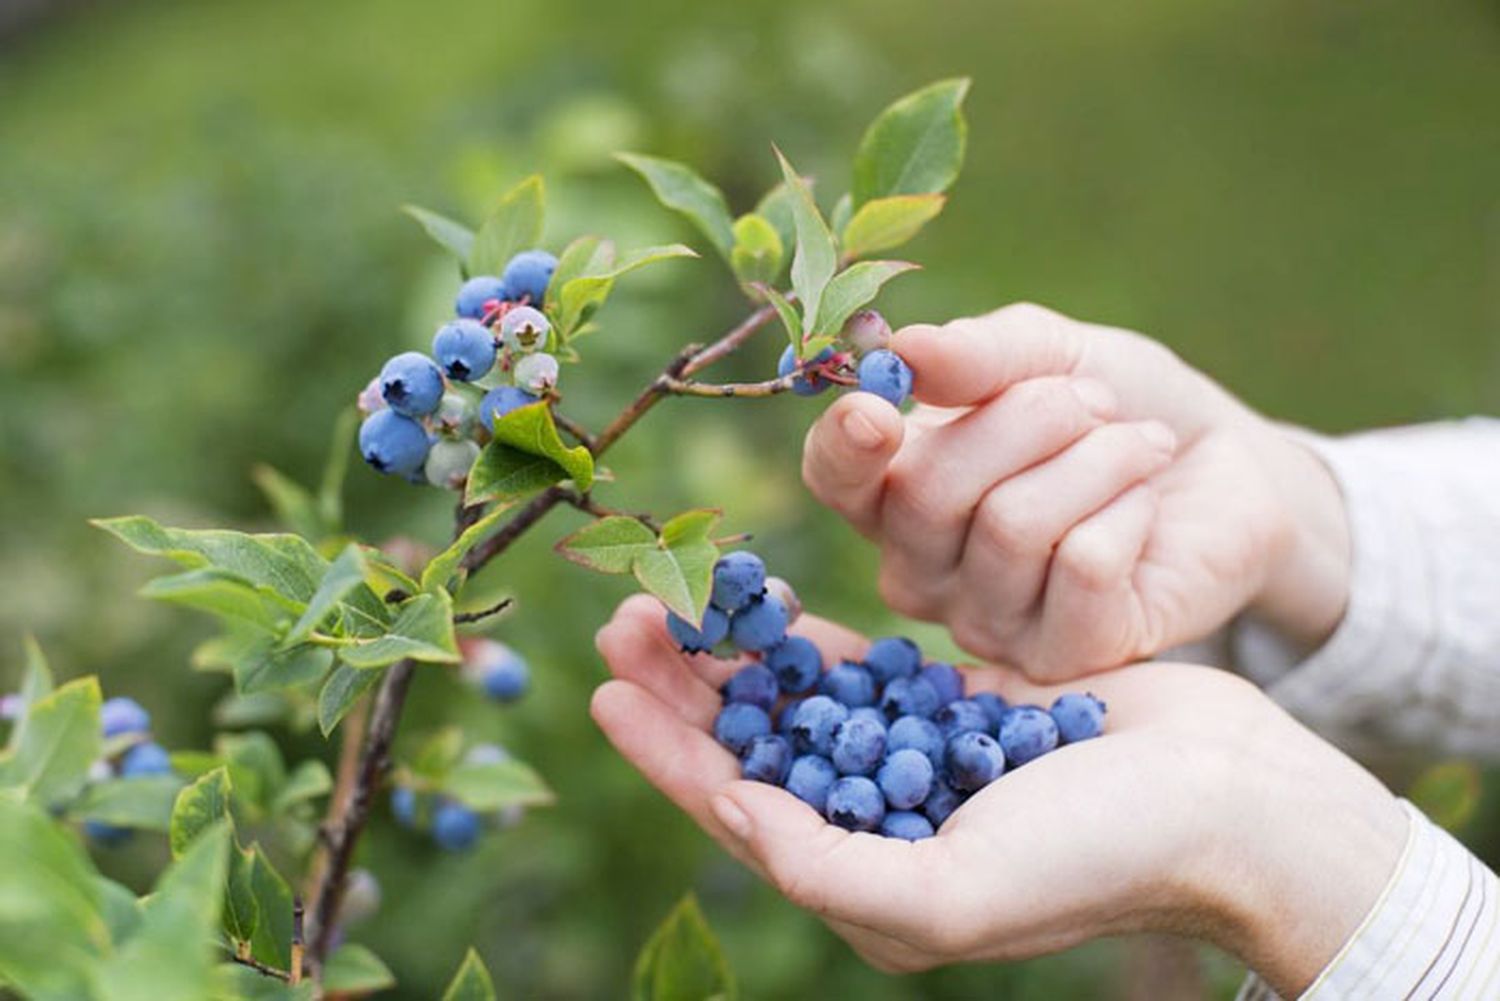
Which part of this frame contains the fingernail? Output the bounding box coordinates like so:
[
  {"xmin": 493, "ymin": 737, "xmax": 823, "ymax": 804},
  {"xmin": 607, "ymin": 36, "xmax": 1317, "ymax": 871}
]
[
  {"xmin": 1140, "ymin": 421, "xmax": 1177, "ymax": 452},
  {"xmin": 711, "ymin": 794, "xmax": 752, "ymax": 842},
  {"xmin": 841, "ymin": 409, "xmax": 885, "ymax": 450},
  {"xmin": 1072, "ymin": 378, "xmax": 1116, "ymax": 416}
]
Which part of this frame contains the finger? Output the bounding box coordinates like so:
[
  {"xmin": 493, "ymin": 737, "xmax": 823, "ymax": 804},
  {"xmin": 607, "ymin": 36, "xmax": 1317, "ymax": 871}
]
[
  {"xmin": 894, "ymin": 302, "xmax": 1087, "ymax": 408},
  {"xmin": 801, "ymin": 393, "xmax": 906, "ymax": 536},
  {"xmin": 597, "ymin": 594, "xmax": 725, "ymax": 727}
]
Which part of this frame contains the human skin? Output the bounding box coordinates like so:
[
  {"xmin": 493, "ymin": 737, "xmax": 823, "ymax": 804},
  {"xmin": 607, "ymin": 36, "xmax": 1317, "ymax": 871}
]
[
  {"xmin": 801, "ymin": 302, "xmax": 1351, "ymax": 681},
  {"xmin": 591, "ymin": 596, "xmax": 1407, "ymax": 997}
]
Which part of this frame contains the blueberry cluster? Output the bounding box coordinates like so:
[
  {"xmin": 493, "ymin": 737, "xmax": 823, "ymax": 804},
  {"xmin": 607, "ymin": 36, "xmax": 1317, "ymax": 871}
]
[
  {"xmin": 357, "ymin": 248, "xmax": 561, "ymax": 488},
  {"xmin": 776, "ymin": 310, "xmax": 915, "ymax": 408},
  {"xmin": 86, "ymin": 697, "xmax": 177, "ymax": 846},
  {"xmin": 390, "ymin": 743, "xmax": 525, "ymax": 852},
  {"xmin": 677, "ymin": 558, "xmax": 1108, "ymax": 840}
]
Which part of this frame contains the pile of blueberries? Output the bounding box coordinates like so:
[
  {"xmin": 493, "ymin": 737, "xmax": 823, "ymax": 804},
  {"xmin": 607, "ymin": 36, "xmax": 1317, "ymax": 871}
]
[
  {"xmin": 676, "ymin": 552, "xmax": 1107, "ymax": 841},
  {"xmin": 86, "ymin": 697, "xmax": 178, "ymax": 846},
  {"xmin": 357, "ymin": 248, "xmax": 561, "ymax": 488},
  {"xmin": 777, "ymin": 309, "xmax": 914, "ymax": 408}
]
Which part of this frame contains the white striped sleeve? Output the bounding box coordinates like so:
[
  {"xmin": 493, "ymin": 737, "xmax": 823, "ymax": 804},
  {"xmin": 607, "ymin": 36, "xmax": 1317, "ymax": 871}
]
[{"xmin": 1236, "ymin": 800, "xmax": 1500, "ymax": 1000}]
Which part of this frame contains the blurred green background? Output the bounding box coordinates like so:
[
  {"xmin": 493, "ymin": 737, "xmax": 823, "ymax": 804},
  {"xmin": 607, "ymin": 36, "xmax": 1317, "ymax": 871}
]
[{"xmin": 2, "ymin": 0, "xmax": 1497, "ymax": 997}]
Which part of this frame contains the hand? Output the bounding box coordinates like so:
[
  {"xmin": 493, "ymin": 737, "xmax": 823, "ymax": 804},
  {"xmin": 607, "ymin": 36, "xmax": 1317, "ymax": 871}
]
[
  {"xmin": 591, "ymin": 596, "xmax": 1406, "ymax": 996},
  {"xmin": 802, "ymin": 303, "xmax": 1351, "ymax": 680}
]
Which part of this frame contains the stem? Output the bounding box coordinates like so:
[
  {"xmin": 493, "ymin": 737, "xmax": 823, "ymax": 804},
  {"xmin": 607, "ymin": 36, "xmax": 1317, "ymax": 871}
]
[
  {"xmin": 561, "ymin": 490, "xmax": 661, "ymax": 532},
  {"xmin": 453, "ymin": 596, "xmax": 514, "ymax": 624},
  {"xmin": 660, "ymin": 373, "xmax": 798, "ymax": 398},
  {"xmin": 228, "ymin": 952, "xmax": 292, "ymax": 982},
  {"xmin": 550, "ymin": 405, "xmax": 598, "ymax": 452},
  {"xmin": 459, "ymin": 485, "xmax": 571, "ymax": 573}
]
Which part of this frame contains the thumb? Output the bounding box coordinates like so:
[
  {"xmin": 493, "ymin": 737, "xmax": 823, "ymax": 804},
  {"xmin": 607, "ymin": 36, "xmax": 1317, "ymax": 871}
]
[{"xmin": 800, "ymin": 392, "xmax": 904, "ymax": 536}]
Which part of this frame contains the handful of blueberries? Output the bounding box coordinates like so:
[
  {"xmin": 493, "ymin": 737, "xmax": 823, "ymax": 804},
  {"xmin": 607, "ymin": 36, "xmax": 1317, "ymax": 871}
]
[{"xmin": 675, "ymin": 552, "xmax": 1107, "ymax": 841}]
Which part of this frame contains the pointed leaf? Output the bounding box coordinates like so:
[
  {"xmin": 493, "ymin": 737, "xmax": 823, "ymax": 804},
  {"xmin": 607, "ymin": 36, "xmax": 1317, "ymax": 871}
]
[
  {"xmin": 812, "ymin": 261, "xmax": 920, "ymax": 336},
  {"xmin": 317, "ymin": 407, "xmax": 359, "ymax": 534},
  {"xmin": 284, "ymin": 544, "xmax": 367, "ymax": 645},
  {"xmin": 634, "ymin": 510, "xmax": 721, "ymax": 622},
  {"xmin": 403, "ymin": 204, "xmax": 477, "ymax": 266},
  {"xmin": 773, "ymin": 147, "xmax": 836, "ymax": 338},
  {"xmin": 67, "ymin": 776, "xmax": 185, "ymax": 832},
  {"xmin": 271, "ymin": 760, "xmax": 331, "ymax": 815},
  {"xmin": 422, "ymin": 503, "xmax": 517, "ymax": 594},
  {"xmin": 852, "ymin": 78, "xmax": 970, "ymax": 207},
  {"xmin": 829, "ymin": 192, "xmax": 853, "ymax": 238},
  {"xmin": 466, "ymin": 402, "xmax": 594, "ymax": 505},
  {"xmin": 555, "ymin": 516, "xmax": 657, "ymax": 574},
  {"xmin": 616, "ymin": 153, "xmax": 735, "ymax": 259},
  {"xmin": 140, "ymin": 568, "xmax": 292, "ymax": 631},
  {"xmin": 93, "ymin": 516, "xmax": 328, "ymax": 604},
  {"xmin": 749, "ymin": 284, "xmax": 802, "ymax": 355},
  {"xmin": 632, "ymin": 894, "xmax": 736, "ymax": 1001},
  {"xmin": 753, "ymin": 180, "xmax": 805, "ymax": 268},
  {"xmin": 730, "ymin": 214, "xmax": 783, "ymax": 287},
  {"xmin": 251, "ymin": 465, "xmax": 324, "ymax": 542},
  {"xmin": 546, "ymin": 234, "xmax": 606, "ymax": 309},
  {"xmin": 169, "ymin": 766, "xmax": 232, "ymax": 858},
  {"xmin": 325, "ymin": 944, "xmax": 397, "ymax": 994},
  {"xmin": 338, "ymin": 592, "xmax": 460, "ymax": 668},
  {"xmin": 840, "ymin": 194, "xmax": 946, "ymax": 259},
  {"xmin": 442, "ymin": 948, "xmax": 497, "ymax": 1001},
  {"xmin": 215, "ymin": 627, "xmax": 332, "ymax": 697},
  {"xmin": 96, "ymin": 876, "xmax": 143, "ymax": 945},
  {"xmin": 468, "ymin": 175, "xmax": 544, "ymax": 277},
  {"xmin": 442, "ymin": 758, "xmax": 555, "ymax": 812},
  {"xmin": 555, "ymin": 243, "xmax": 697, "ymax": 339},
  {"xmin": 0, "ymin": 676, "xmax": 101, "ymax": 808},
  {"xmin": 244, "ymin": 846, "xmax": 295, "ymax": 970},
  {"xmin": 7, "ymin": 634, "xmax": 55, "ymax": 753},
  {"xmin": 317, "ymin": 664, "xmax": 383, "ymax": 737},
  {"xmin": 409, "ymin": 726, "xmax": 466, "ymax": 782},
  {"xmin": 222, "ymin": 844, "xmax": 260, "ymax": 953}
]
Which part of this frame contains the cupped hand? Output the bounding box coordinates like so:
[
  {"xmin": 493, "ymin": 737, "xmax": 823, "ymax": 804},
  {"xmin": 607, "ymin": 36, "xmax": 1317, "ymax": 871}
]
[
  {"xmin": 591, "ymin": 595, "xmax": 1405, "ymax": 996},
  {"xmin": 802, "ymin": 302, "xmax": 1350, "ymax": 680}
]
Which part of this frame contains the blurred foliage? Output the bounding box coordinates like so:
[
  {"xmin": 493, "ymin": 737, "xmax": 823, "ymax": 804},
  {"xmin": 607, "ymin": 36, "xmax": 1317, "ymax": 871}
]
[{"xmin": 0, "ymin": 0, "xmax": 1497, "ymax": 997}]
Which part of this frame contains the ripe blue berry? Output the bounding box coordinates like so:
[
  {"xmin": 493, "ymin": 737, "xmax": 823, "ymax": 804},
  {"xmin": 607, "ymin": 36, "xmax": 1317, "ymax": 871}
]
[
  {"xmin": 848, "ymin": 706, "xmax": 886, "ymax": 728},
  {"xmin": 391, "ymin": 786, "xmax": 418, "ymax": 828},
  {"xmin": 789, "ymin": 695, "xmax": 849, "ymax": 756},
  {"xmin": 1051, "ymin": 692, "xmax": 1108, "ymax": 744},
  {"xmin": 856, "ymin": 348, "xmax": 913, "ymax": 407},
  {"xmin": 513, "ymin": 352, "xmax": 559, "ymax": 394},
  {"xmin": 478, "ymin": 385, "xmax": 539, "ymax": 429},
  {"xmin": 921, "ymin": 662, "xmax": 964, "ymax": 704},
  {"xmin": 359, "ymin": 410, "xmax": 432, "ymax": 477},
  {"xmin": 380, "ymin": 352, "xmax": 445, "ymax": 418},
  {"xmin": 972, "ymin": 692, "xmax": 1009, "ymax": 732},
  {"xmin": 84, "ymin": 820, "xmax": 133, "ymax": 847},
  {"xmin": 934, "ymin": 699, "xmax": 990, "ymax": 741},
  {"xmin": 499, "ymin": 305, "xmax": 551, "ymax": 354},
  {"xmin": 825, "ymin": 776, "xmax": 885, "ymax": 832},
  {"xmin": 877, "ymin": 748, "xmax": 935, "ymax": 810},
  {"xmin": 863, "ymin": 636, "xmax": 921, "ymax": 685},
  {"xmin": 843, "ymin": 309, "xmax": 892, "ymax": 355},
  {"xmin": 455, "ymin": 276, "xmax": 510, "ymax": 319},
  {"xmin": 945, "ymin": 731, "xmax": 1006, "ymax": 792},
  {"xmin": 880, "ymin": 810, "xmax": 936, "ymax": 841},
  {"xmin": 711, "ymin": 552, "xmax": 767, "ymax": 612},
  {"xmin": 728, "ymin": 595, "xmax": 788, "ymax": 653},
  {"xmin": 830, "ymin": 715, "xmax": 887, "ymax": 776},
  {"xmin": 722, "ymin": 664, "xmax": 778, "ymax": 712},
  {"xmin": 431, "ymin": 320, "xmax": 497, "ymax": 382},
  {"xmin": 119, "ymin": 741, "xmax": 173, "ymax": 778},
  {"xmin": 431, "ymin": 800, "xmax": 482, "ymax": 852},
  {"xmin": 665, "ymin": 607, "xmax": 729, "ymax": 653},
  {"xmin": 425, "ymin": 439, "xmax": 481, "ymax": 490},
  {"xmin": 998, "ymin": 705, "xmax": 1060, "ymax": 765},
  {"xmin": 501, "ymin": 249, "xmax": 558, "ymax": 304},
  {"xmin": 922, "ymin": 778, "xmax": 966, "ymax": 828},
  {"xmin": 785, "ymin": 754, "xmax": 837, "ymax": 812},
  {"xmin": 879, "ymin": 675, "xmax": 942, "ymax": 720},
  {"xmin": 714, "ymin": 703, "xmax": 772, "ymax": 755},
  {"xmin": 886, "ymin": 715, "xmax": 945, "ymax": 769},
  {"xmin": 764, "ymin": 635, "xmax": 822, "ymax": 694},
  {"xmin": 100, "ymin": 697, "xmax": 150, "ymax": 738},
  {"xmin": 740, "ymin": 734, "xmax": 792, "ymax": 784},
  {"xmin": 819, "ymin": 661, "xmax": 877, "ymax": 708},
  {"xmin": 778, "ymin": 699, "xmax": 805, "ymax": 737},
  {"xmin": 461, "ymin": 639, "xmax": 529, "ymax": 703},
  {"xmin": 777, "ymin": 344, "xmax": 834, "ymax": 397}
]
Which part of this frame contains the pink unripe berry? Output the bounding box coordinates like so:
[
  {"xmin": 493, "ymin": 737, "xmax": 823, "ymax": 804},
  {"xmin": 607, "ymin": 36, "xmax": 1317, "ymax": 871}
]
[{"xmin": 843, "ymin": 309, "xmax": 891, "ymax": 355}]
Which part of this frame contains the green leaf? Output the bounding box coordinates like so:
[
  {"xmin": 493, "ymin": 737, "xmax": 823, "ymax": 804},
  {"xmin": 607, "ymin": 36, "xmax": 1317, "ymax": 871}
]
[
  {"xmin": 616, "ymin": 153, "xmax": 735, "ymax": 259},
  {"xmin": 217, "ymin": 732, "xmax": 286, "ymax": 817},
  {"xmin": 222, "ymin": 844, "xmax": 260, "ymax": 954},
  {"xmin": 753, "ymin": 180, "xmax": 802, "ymax": 268},
  {"xmin": 7, "ymin": 634, "xmax": 55, "ymax": 753},
  {"xmin": 840, "ymin": 193, "xmax": 946, "ymax": 259},
  {"xmin": 403, "ymin": 204, "xmax": 477, "ymax": 267},
  {"xmin": 243, "ymin": 846, "xmax": 294, "ymax": 970},
  {"xmin": 96, "ymin": 875, "xmax": 143, "ymax": 944},
  {"xmin": 67, "ymin": 775, "xmax": 185, "ymax": 832},
  {"xmin": 812, "ymin": 261, "xmax": 920, "ymax": 336},
  {"xmin": 421, "ymin": 503, "xmax": 517, "ymax": 594},
  {"xmin": 409, "ymin": 726, "xmax": 466, "ymax": 782},
  {"xmin": 468, "ymin": 175, "xmax": 544, "ymax": 277},
  {"xmin": 441, "ymin": 948, "xmax": 497, "ymax": 1001},
  {"xmin": 633, "ymin": 509, "xmax": 721, "ymax": 622},
  {"xmin": 751, "ymin": 284, "xmax": 802, "ymax": 356},
  {"xmin": 442, "ymin": 758, "xmax": 555, "ymax": 812},
  {"xmin": 632, "ymin": 895, "xmax": 736, "ymax": 1001},
  {"xmin": 545, "ymin": 234, "xmax": 606, "ymax": 309},
  {"xmin": 773, "ymin": 147, "xmax": 836, "ymax": 340},
  {"xmin": 729, "ymin": 214, "xmax": 783, "ymax": 287},
  {"xmin": 271, "ymin": 760, "xmax": 331, "ymax": 816},
  {"xmin": 250, "ymin": 465, "xmax": 323, "ymax": 543},
  {"xmin": 0, "ymin": 676, "xmax": 101, "ymax": 808},
  {"xmin": 215, "ymin": 627, "xmax": 333, "ymax": 697},
  {"xmin": 317, "ymin": 664, "xmax": 383, "ymax": 737},
  {"xmin": 466, "ymin": 401, "xmax": 594, "ymax": 505},
  {"xmin": 140, "ymin": 568, "xmax": 293, "ymax": 631},
  {"xmin": 830, "ymin": 192, "xmax": 853, "ymax": 238},
  {"xmin": 284, "ymin": 544, "xmax": 366, "ymax": 645},
  {"xmin": 555, "ymin": 516, "xmax": 657, "ymax": 574},
  {"xmin": 325, "ymin": 944, "xmax": 397, "ymax": 994},
  {"xmin": 170, "ymin": 766, "xmax": 233, "ymax": 858},
  {"xmin": 554, "ymin": 242, "xmax": 699, "ymax": 340},
  {"xmin": 317, "ymin": 408, "xmax": 359, "ymax": 535},
  {"xmin": 851, "ymin": 78, "xmax": 971, "ymax": 208},
  {"xmin": 338, "ymin": 592, "xmax": 460, "ymax": 668}
]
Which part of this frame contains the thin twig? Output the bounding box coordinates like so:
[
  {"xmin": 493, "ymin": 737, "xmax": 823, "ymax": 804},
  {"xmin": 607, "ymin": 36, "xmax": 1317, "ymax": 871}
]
[
  {"xmin": 659, "ymin": 373, "xmax": 799, "ymax": 398},
  {"xmin": 561, "ymin": 490, "xmax": 661, "ymax": 532},
  {"xmin": 459, "ymin": 485, "xmax": 571, "ymax": 573},
  {"xmin": 453, "ymin": 596, "xmax": 514, "ymax": 624},
  {"xmin": 228, "ymin": 952, "xmax": 291, "ymax": 982},
  {"xmin": 290, "ymin": 898, "xmax": 305, "ymax": 986},
  {"xmin": 550, "ymin": 407, "xmax": 598, "ymax": 452}
]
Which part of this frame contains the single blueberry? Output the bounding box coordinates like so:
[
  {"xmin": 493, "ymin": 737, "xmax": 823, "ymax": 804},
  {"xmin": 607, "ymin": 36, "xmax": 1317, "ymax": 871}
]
[
  {"xmin": 777, "ymin": 344, "xmax": 834, "ymax": 396},
  {"xmin": 391, "ymin": 786, "xmax": 418, "ymax": 828},
  {"xmin": 501, "ymin": 249, "xmax": 558, "ymax": 304},
  {"xmin": 722, "ymin": 663, "xmax": 778, "ymax": 712},
  {"xmin": 478, "ymin": 385, "xmax": 540, "ymax": 429},
  {"xmin": 863, "ymin": 636, "xmax": 921, "ymax": 685},
  {"xmin": 432, "ymin": 320, "xmax": 497, "ymax": 382},
  {"xmin": 499, "ymin": 305, "xmax": 551, "ymax": 354},
  {"xmin": 934, "ymin": 699, "xmax": 991, "ymax": 741},
  {"xmin": 119, "ymin": 741, "xmax": 173, "ymax": 778},
  {"xmin": 920, "ymin": 662, "xmax": 964, "ymax": 705},
  {"xmin": 879, "ymin": 810, "xmax": 936, "ymax": 841},
  {"xmin": 729, "ymin": 595, "xmax": 789, "ymax": 653},
  {"xmin": 455, "ymin": 275, "xmax": 510, "ymax": 319},
  {"xmin": 879, "ymin": 675, "xmax": 942, "ymax": 720},
  {"xmin": 431, "ymin": 800, "xmax": 482, "ymax": 852},
  {"xmin": 513, "ymin": 351, "xmax": 559, "ymax": 394},
  {"xmin": 886, "ymin": 715, "xmax": 946, "ymax": 769},
  {"xmin": 379, "ymin": 351, "xmax": 446, "ymax": 418},
  {"xmin": 922, "ymin": 778, "xmax": 966, "ymax": 828},
  {"xmin": 711, "ymin": 552, "xmax": 767, "ymax": 612},
  {"xmin": 945, "ymin": 731, "xmax": 1006, "ymax": 792},
  {"xmin": 848, "ymin": 706, "xmax": 887, "ymax": 728},
  {"xmin": 785, "ymin": 754, "xmax": 838, "ymax": 812},
  {"xmin": 480, "ymin": 656, "xmax": 529, "ymax": 703},
  {"xmin": 714, "ymin": 703, "xmax": 772, "ymax": 755},
  {"xmin": 100, "ymin": 697, "xmax": 151, "ymax": 738},
  {"xmin": 825, "ymin": 776, "xmax": 885, "ymax": 832},
  {"xmin": 856, "ymin": 348, "xmax": 913, "ymax": 407},
  {"xmin": 877, "ymin": 748, "xmax": 935, "ymax": 811},
  {"xmin": 765, "ymin": 635, "xmax": 822, "ymax": 694},
  {"xmin": 830, "ymin": 715, "xmax": 887, "ymax": 776},
  {"xmin": 972, "ymin": 692, "xmax": 1009, "ymax": 732},
  {"xmin": 819, "ymin": 661, "xmax": 877, "ymax": 708},
  {"xmin": 359, "ymin": 409, "xmax": 432, "ymax": 477},
  {"xmin": 666, "ymin": 607, "xmax": 729, "ymax": 653},
  {"xmin": 998, "ymin": 705, "xmax": 1061, "ymax": 765},
  {"xmin": 1051, "ymin": 692, "xmax": 1108, "ymax": 744},
  {"xmin": 740, "ymin": 734, "xmax": 792, "ymax": 784},
  {"xmin": 789, "ymin": 695, "xmax": 850, "ymax": 756}
]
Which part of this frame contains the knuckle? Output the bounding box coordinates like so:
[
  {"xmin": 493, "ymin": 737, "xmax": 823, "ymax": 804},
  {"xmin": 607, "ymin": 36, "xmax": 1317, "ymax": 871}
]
[
  {"xmin": 1055, "ymin": 525, "xmax": 1127, "ymax": 593},
  {"xmin": 974, "ymin": 489, "xmax": 1041, "ymax": 554},
  {"xmin": 999, "ymin": 377, "xmax": 1094, "ymax": 443}
]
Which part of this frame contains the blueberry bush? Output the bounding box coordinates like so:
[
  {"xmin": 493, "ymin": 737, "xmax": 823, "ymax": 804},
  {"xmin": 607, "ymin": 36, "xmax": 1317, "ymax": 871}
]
[{"xmin": 0, "ymin": 79, "xmax": 970, "ymax": 999}]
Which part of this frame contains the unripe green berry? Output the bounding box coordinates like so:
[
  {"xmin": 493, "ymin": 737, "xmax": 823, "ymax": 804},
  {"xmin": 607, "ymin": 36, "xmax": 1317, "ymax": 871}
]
[
  {"xmin": 513, "ymin": 352, "xmax": 559, "ymax": 394},
  {"xmin": 424, "ymin": 439, "xmax": 481, "ymax": 490}
]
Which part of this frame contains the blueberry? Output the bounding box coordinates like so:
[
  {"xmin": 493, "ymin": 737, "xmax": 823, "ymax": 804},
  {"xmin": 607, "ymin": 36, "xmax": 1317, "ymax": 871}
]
[
  {"xmin": 1051, "ymin": 693, "xmax": 1108, "ymax": 744},
  {"xmin": 998, "ymin": 705, "xmax": 1060, "ymax": 765},
  {"xmin": 499, "ymin": 305, "xmax": 551, "ymax": 354},
  {"xmin": 856, "ymin": 348, "xmax": 913, "ymax": 407},
  {"xmin": 877, "ymin": 748, "xmax": 935, "ymax": 810},
  {"xmin": 729, "ymin": 595, "xmax": 788, "ymax": 653},
  {"xmin": 830, "ymin": 715, "xmax": 887, "ymax": 776},
  {"xmin": 711, "ymin": 552, "xmax": 767, "ymax": 612},
  {"xmin": 513, "ymin": 352, "xmax": 559, "ymax": 394},
  {"xmin": 665, "ymin": 607, "xmax": 729, "ymax": 653},
  {"xmin": 972, "ymin": 692, "xmax": 1009, "ymax": 732},
  {"xmin": 100, "ymin": 697, "xmax": 150, "ymax": 738},
  {"xmin": 777, "ymin": 344, "xmax": 834, "ymax": 397},
  {"xmin": 765, "ymin": 635, "xmax": 822, "ymax": 694},
  {"xmin": 432, "ymin": 320, "xmax": 497, "ymax": 382},
  {"xmin": 478, "ymin": 385, "xmax": 540, "ymax": 429},
  {"xmin": 945, "ymin": 732, "xmax": 1006, "ymax": 792},
  {"xmin": 819, "ymin": 661, "xmax": 877, "ymax": 708},
  {"xmin": 934, "ymin": 699, "xmax": 990, "ymax": 741},
  {"xmin": 391, "ymin": 786, "xmax": 418, "ymax": 828},
  {"xmin": 740, "ymin": 734, "xmax": 792, "ymax": 784},
  {"xmin": 921, "ymin": 778, "xmax": 966, "ymax": 828},
  {"xmin": 789, "ymin": 695, "xmax": 849, "ymax": 756},
  {"xmin": 848, "ymin": 706, "xmax": 887, "ymax": 728},
  {"xmin": 379, "ymin": 352, "xmax": 446, "ymax": 418},
  {"xmin": 463, "ymin": 743, "xmax": 511, "ymax": 767},
  {"xmin": 119, "ymin": 741, "xmax": 173, "ymax": 778},
  {"xmin": 359, "ymin": 409, "xmax": 432, "ymax": 477},
  {"xmin": 777, "ymin": 698, "xmax": 806, "ymax": 737},
  {"xmin": 501, "ymin": 249, "xmax": 558, "ymax": 304},
  {"xmin": 463, "ymin": 641, "xmax": 529, "ymax": 703},
  {"xmin": 843, "ymin": 309, "xmax": 892, "ymax": 355},
  {"xmin": 785, "ymin": 755, "xmax": 838, "ymax": 812},
  {"xmin": 763, "ymin": 576, "xmax": 802, "ymax": 623},
  {"xmin": 431, "ymin": 800, "xmax": 481, "ymax": 852},
  {"xmin": 455, "ymin": 276, "xmax": 510, "ymax": 319},
  {"xmin": 880, "ymin": 811, "xmax": 935, "ymax": 841},
  {"xmin": 424, "ymin": 439, "xmax": 481, "ymax": 490},
  {"xmin": 863, "ymin": 636, "xmax": 921, "ymax": 685},
  {"xmin": 722, "ymin": 664, "xmax": 778, "ymax": 712},
  {"xmin": 84, "ymin": 820, "xmax": 133, "ymax": 847},
  {"xmin": 714, "ymin": 703, "xmax": 772, "ymax": 755},
  {"xmin": 886, "ymin": 715, "xmax": 946, "ymax": 769},
  {"xmin": 825, "ymin": 776, "xmax": 885, "ymax": 832},
  {"xmin": 920, "ymin": 663, "xmax": 964, "ymax": 705},
  {"xmin": 879, "ymin": 675, "xmax": 942, "ymax": 720}
]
